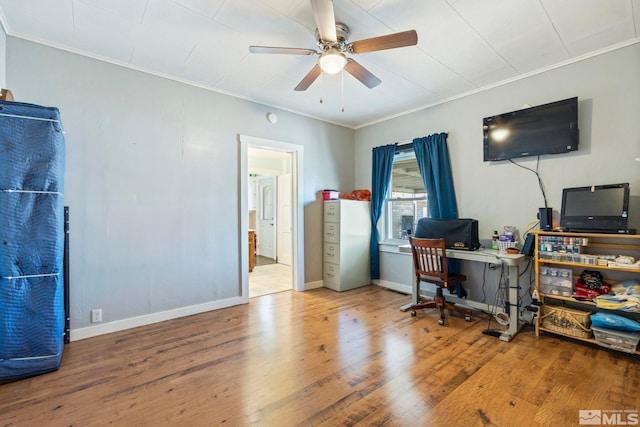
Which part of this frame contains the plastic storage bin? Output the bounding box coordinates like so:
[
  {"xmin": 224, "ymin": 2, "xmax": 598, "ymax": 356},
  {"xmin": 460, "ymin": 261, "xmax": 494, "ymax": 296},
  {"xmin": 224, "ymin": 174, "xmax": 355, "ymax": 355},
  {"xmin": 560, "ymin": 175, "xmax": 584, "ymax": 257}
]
[
  {"xmin": 322, "ymin": 190, "xmax": 339, "ymax": 200},
  {"xmin": 591, "ymin": 326, "xmax": 640, "ymax": 354},
  {"xmin": 539, "ymin": 267, "xmax": 573, "ymax": 296}
]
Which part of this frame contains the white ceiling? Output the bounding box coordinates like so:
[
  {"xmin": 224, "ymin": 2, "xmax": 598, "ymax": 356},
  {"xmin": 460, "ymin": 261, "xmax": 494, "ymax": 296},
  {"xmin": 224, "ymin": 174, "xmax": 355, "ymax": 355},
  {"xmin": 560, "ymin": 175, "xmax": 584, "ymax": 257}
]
[{"xmin": 1, "ymin": 0, "xmax": 639, "ymax": 128}]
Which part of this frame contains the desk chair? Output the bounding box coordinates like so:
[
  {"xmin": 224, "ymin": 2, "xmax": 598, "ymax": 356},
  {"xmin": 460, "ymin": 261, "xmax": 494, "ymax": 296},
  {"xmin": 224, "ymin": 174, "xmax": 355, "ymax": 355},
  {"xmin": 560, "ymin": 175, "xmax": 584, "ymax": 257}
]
[{"xmin": 408, "ymin": 237, "xmax": 472, "ymax": 325}]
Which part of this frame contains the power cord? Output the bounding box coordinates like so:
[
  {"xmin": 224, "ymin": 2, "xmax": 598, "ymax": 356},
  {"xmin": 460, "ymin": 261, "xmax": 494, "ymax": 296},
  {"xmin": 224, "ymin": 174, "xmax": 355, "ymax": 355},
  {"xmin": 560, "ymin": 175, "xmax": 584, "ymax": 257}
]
[
  {"xmin": 481, "ymin": 263, "xmax": 488, "ymax": 303},
  {"xmin": 484, "ymin": 261, "xmax": 508, "ymax": 335},
  {"xmin": 508, "ymin": 156, "xmax": 548, "ymax": 207}
]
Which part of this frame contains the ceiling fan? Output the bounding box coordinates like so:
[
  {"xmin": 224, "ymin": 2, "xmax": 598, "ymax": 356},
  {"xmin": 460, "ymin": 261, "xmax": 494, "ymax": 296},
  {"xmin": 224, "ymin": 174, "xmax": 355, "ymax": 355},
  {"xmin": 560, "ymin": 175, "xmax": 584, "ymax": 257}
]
[{"xmin": 249, "ymin": 0, "xmax": 418, "ymax": 91}]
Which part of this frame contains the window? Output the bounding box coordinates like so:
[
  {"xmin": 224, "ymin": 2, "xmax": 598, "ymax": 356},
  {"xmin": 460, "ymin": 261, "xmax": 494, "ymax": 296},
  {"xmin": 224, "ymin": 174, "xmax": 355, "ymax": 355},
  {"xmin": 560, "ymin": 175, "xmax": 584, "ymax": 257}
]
[{"xmin": 384, "ymin": 151, "xmax": 428, "ymax": 240}]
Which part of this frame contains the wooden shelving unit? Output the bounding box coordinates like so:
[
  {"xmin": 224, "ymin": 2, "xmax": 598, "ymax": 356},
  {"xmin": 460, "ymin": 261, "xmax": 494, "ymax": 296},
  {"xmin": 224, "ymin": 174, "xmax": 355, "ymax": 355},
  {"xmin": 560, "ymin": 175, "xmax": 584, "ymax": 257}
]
[{"xmin": 533, "ymin": 230, "xmax": 640, "ymax": 355}]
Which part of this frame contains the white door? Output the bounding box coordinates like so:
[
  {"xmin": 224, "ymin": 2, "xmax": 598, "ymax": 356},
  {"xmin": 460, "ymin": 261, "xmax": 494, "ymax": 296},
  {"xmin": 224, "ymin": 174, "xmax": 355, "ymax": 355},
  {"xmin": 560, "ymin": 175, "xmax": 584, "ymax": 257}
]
[
  {"xmin": 257, "ymin": 176, "xmax": 276, "ymax": 260},
  {"xmin": 277, "ymin": 173, "xmax": 292, "ymax": 266}
]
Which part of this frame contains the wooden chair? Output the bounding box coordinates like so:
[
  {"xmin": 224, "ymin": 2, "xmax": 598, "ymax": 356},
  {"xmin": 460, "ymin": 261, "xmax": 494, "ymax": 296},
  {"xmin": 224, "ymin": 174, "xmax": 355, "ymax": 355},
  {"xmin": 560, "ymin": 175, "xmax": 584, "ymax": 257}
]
[{"xmin": 408, "ymin": 237, "xmax": 472, "ymax": 325}]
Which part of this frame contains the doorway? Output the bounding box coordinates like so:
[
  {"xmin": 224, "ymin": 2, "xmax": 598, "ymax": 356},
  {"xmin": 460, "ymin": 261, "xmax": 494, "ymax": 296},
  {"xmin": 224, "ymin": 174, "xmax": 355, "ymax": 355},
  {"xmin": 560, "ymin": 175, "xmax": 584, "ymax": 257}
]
[
  {"xmin": 239, "ymin": 135, "xmax": 304, "ymax": 303},
  {"xmin": 249, "ymin": 153, "xmax": 291, "ymax": 297}
]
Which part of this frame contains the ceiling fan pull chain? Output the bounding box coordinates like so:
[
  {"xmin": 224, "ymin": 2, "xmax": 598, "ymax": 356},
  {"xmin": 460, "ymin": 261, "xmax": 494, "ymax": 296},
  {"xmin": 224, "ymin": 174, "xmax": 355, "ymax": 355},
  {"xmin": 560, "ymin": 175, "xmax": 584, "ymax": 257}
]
[
  {"xmin": 341, "ymin": 69, "xmax": 345, "ymax": 112},
  {"xmin": 320, "ymin": 71, "xmax": 324, "ymax": 104}
]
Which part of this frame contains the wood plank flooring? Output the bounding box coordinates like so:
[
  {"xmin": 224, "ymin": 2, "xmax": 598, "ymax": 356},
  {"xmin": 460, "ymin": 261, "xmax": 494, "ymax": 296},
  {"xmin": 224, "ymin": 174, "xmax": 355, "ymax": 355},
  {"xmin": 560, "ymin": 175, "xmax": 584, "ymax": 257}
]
[{"xmin": 1, "ymin": 286, "xmax": 638, "ymax": 426}]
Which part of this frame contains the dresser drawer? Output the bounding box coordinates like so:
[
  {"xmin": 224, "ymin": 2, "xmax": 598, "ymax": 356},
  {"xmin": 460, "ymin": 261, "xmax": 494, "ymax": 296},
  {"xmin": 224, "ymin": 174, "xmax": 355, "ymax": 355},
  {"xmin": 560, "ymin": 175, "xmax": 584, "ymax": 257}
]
[
  {"xmin": 323, "ymin": 202, "xmax": 340, "ymax": 222},
  {"xmin": 323, "ymin": 262, "xmax": 340, "ymax": 284},
  {"xmin": 323, "ymin": 222, "xmax": 340, "ymax": 243},
  {"xmin": 323, "ymin": 242, "xmax": 340, "ymax": 263}
]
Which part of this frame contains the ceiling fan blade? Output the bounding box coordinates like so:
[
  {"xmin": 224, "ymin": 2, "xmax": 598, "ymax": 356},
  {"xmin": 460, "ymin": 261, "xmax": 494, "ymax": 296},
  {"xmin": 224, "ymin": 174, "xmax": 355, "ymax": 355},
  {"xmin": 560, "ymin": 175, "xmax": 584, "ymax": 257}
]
[
  {"xmin": 249, "ymin": 46, "xmax": 317, "ymax": 55},
  {"xmin": 347, "ymin": 30, "xmax": 418, "ymax": 54},
  {"xmin": 344, "ymin": 59, "xmax": 381, "ymax": 89},
  {"xmin": 294, "ymin": 64, "xmax": 322, "ymax": 91},
  {"xmin": 310, "ymin": 0, "xmax": 337, "ymax": 42}
]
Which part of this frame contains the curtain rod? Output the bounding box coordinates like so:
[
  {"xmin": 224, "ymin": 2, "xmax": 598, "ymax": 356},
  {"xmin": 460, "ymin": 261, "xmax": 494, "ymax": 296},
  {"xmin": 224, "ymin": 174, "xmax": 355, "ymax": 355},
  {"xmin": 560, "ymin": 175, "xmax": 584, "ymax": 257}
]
[
  {"xmin": 395, "ymin": 132, "xmax": 449, "ymax": 154},
  {"xmin": 396, "ymin": 142, "xmax": 413, "ymax": 153}
]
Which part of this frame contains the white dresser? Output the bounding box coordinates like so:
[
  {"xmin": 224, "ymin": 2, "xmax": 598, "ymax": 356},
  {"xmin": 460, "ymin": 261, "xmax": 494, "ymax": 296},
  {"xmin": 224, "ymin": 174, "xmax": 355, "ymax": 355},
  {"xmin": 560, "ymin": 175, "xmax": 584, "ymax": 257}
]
[{"xmin": 323, "ymin": 200, "xmax": 371, "ymax": 291}]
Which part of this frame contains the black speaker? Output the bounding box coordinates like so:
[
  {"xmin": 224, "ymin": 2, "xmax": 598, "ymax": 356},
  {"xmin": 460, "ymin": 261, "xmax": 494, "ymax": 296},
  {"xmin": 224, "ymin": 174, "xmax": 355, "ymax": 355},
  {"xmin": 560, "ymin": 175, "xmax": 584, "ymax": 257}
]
[
  {"xmin": 521, "ymin": 233, "xmax": 535, "ymax": 256},
  {"xmin": 539, "ymin": 207, "xmax": 552, "ymax": 230}
]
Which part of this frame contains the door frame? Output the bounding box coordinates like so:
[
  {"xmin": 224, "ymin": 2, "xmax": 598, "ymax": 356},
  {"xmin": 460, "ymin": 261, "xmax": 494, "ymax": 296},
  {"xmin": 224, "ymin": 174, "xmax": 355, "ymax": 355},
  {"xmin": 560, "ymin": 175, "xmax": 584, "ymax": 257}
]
[{"xmin": 238, "ymin": 135, "xmax": 304, "ymax": 302}]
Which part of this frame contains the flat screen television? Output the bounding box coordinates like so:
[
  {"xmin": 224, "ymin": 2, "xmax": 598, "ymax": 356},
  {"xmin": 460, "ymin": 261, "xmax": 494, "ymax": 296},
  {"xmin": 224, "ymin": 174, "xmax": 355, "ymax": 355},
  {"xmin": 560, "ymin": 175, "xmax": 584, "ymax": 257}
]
[
  {"xmin": 560, "ymin": 183, "xmax": 632, "ymax": 233},
  {"xmin": 483, "ymin": 97, "xmax": 578, "ymax": 161}
]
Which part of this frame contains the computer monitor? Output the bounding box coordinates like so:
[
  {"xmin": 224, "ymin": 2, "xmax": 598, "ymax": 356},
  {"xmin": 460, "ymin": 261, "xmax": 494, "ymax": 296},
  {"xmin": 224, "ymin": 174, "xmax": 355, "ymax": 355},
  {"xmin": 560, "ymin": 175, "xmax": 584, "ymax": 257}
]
[{"xmin": 560, "ymin": 183, "xmax": 631, "ymax": 233}]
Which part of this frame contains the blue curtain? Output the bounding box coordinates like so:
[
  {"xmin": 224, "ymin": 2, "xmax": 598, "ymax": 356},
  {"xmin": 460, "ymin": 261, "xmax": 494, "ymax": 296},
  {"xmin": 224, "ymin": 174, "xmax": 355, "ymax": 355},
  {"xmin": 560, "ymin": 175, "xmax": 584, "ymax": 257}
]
[
  {"xmin": 413, "ymin": 132, "xmax": 458, "ymax": 220},
  {"xmin": 413, "ymin": 133, "xmax": 466, "ymax": 297},
  {"xmin": 370, "ymin": 143, "xmax": 397, "ymax": 280}
]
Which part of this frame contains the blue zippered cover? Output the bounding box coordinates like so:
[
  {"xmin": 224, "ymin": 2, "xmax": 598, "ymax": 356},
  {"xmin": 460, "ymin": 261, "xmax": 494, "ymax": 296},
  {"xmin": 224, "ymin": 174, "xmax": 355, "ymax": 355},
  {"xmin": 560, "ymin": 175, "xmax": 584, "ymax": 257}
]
[{"xmin": 0, "ymin": 100, "xmax": 65, "ymax": 381}]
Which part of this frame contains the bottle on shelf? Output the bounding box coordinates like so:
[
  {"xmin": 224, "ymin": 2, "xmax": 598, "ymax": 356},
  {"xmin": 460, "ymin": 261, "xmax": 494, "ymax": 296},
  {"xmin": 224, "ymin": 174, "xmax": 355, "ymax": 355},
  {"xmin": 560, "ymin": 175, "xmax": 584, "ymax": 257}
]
[{"xmin": 492, "ymin": 230, "xmax": 499, "ymax": 250}]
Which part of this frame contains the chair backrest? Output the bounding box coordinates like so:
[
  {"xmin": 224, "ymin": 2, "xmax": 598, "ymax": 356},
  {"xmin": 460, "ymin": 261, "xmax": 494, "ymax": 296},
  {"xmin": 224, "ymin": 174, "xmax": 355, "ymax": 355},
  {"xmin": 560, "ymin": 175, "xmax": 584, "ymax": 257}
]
[{"xmin": 409, "ymin": 237, "xmax": 448, "ymax": 282}]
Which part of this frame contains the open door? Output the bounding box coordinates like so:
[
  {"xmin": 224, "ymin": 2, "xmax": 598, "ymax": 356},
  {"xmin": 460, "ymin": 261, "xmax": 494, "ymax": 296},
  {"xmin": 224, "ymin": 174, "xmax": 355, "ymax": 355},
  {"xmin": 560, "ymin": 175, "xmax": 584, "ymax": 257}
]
[{"xmin": 256, "ymin": 176, "xmax": 276, "ymax": 260}]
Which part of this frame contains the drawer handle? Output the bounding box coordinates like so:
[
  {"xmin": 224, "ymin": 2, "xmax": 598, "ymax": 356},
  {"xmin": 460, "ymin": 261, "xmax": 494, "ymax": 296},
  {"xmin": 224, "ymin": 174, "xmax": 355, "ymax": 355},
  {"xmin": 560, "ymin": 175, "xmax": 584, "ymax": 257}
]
[
  {"xmin": 327, "ymin": 232, "xmax": 335, "ymax": 236},
  {"xmin": 327, "ymin": 273, "xmax": 334, "ymax": 278}
]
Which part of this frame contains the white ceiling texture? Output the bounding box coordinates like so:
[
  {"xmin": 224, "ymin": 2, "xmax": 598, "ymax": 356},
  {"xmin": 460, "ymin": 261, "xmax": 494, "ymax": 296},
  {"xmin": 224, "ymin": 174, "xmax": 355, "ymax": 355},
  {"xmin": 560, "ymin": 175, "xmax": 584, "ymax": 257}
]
[{"xmin": 0, "ymin": 0, "xmax": 639, "ymax": 128}]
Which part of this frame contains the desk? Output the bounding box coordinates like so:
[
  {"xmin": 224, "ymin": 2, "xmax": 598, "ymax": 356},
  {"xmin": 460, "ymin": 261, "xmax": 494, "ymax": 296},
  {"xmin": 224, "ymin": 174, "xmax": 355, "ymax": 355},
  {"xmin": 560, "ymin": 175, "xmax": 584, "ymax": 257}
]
[{"xmin": 399, "ymin": 245, "xmax": 529, "ymax": 342}]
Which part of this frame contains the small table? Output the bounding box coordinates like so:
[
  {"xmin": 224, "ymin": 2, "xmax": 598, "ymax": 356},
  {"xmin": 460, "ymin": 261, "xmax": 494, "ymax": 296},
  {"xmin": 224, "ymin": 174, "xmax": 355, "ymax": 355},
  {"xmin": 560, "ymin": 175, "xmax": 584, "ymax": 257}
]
[
  {"xmin": 399, "ymin": 245, "xmax": 529, "ymax": 342},
  {"xmin": 248, "ymin": 230, "xmax": 256, "ymax": 272}
]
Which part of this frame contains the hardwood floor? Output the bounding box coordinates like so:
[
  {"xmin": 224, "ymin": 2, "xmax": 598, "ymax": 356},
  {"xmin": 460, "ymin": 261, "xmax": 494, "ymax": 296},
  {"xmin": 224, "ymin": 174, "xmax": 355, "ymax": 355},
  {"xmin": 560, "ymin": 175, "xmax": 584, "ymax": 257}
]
[{"xmin": 1, "ymin": 286, "xmax": 638, "ymax": 426}]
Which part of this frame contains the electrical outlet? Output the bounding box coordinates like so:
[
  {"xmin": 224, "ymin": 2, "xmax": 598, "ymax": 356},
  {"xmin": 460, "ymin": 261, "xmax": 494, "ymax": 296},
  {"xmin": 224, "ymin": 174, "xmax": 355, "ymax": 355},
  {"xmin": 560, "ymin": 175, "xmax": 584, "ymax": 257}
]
[{"xmin": 91, "ymin": 309, "xmax": 102, "ymax": 323}]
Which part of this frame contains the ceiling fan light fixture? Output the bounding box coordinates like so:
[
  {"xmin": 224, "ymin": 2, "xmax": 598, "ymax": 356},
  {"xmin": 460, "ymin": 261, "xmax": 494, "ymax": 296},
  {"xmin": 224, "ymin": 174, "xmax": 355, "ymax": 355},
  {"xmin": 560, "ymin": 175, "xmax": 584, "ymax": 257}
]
[{"xmin": 319, "ymin": 48, "xmax": 346, "ymax": 74}]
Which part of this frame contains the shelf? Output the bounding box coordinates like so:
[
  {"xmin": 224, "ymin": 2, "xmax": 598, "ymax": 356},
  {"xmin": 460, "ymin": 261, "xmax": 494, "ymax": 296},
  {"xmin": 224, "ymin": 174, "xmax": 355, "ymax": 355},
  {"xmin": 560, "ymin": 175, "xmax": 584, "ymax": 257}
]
[
  {"xmin": 539, "ymin": 293, "xmax": 595, "ymax": 305},
  {"xmin": 533, "ymin": 231, "xmax": 640, "ymax": 240},
  {"xmin": 537, "ymin": 326, "xmax": 640, "ymax": 355},
  {"xmin": 536, "ymin": 258, "xmax": 640, "ymax": 273},
  {"xmin": 538, "ymin": 326, "xmax": 595, "ymax": 345},
  {"xmin": 533, "ymin": 230, "xmax": 640, "ymax": 356}
]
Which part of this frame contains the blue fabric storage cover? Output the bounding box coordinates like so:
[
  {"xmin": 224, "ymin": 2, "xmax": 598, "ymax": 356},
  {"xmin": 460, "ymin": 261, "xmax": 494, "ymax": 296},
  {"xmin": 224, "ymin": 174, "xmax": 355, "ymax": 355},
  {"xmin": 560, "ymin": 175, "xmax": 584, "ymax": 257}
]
[{"xmin": 0, "ymin": 100, "xmax": 65, "ymax": 381}]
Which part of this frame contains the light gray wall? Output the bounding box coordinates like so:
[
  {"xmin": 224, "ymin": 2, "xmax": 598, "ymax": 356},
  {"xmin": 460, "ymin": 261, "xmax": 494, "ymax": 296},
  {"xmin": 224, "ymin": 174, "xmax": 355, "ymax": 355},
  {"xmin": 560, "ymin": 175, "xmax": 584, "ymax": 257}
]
[
  {"xmin": 6, "ymin": 37, "xmax": 355, "ymax": 331},
  {"xmin": 355, "ymin": 43, "xmax": 640, "ymax": 243}
]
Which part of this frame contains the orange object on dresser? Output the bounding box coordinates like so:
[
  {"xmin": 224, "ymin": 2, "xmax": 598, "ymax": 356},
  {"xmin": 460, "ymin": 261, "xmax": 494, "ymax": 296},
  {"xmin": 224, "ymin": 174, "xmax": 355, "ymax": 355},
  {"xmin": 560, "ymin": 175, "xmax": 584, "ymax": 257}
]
[{"xmin": 341, "ymin": 189, "xmax": 371, "ymax": 201}]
